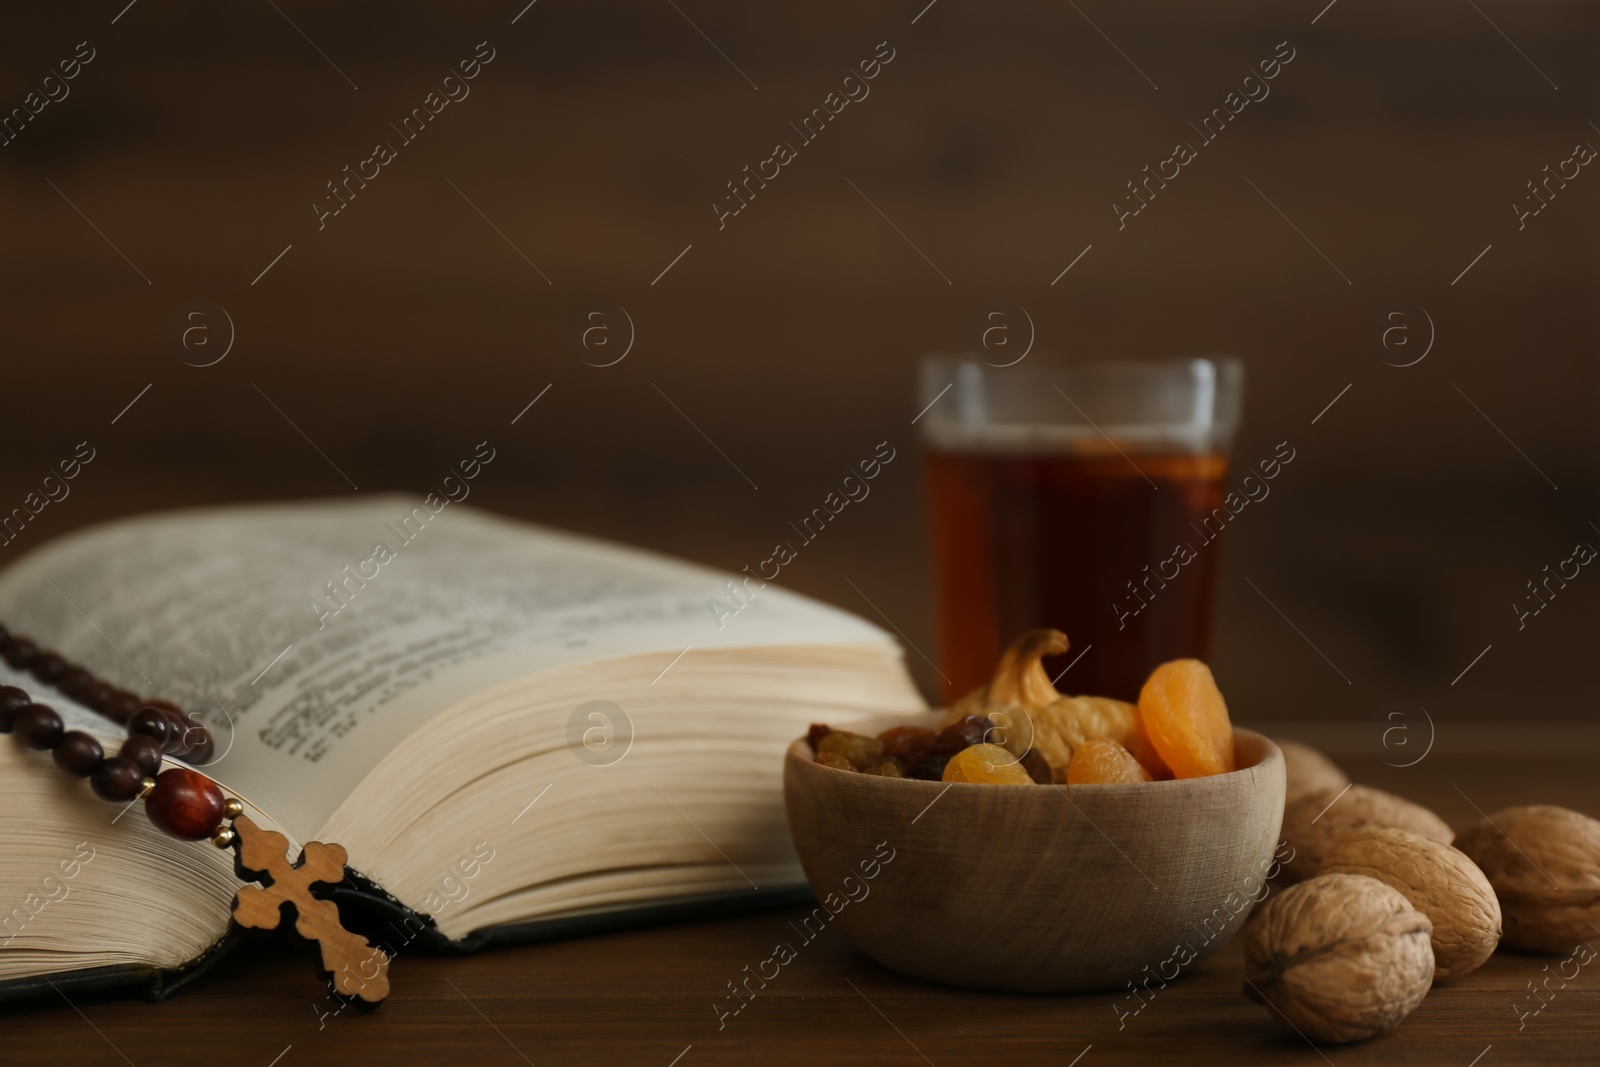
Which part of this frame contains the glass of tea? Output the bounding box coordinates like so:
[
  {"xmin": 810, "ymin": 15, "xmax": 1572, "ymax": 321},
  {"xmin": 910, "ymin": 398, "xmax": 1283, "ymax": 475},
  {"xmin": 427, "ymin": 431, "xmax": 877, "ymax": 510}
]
[{"xmin": 919, "ymin": 356, "xmax": 1244, "ymax": 703}]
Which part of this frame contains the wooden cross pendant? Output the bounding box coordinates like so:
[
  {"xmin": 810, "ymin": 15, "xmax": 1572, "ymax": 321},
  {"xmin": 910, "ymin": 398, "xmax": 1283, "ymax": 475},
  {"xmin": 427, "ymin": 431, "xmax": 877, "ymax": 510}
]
[{"xmin": 230, "ymin": 815, "xmax": 391, "ymax": 1006}]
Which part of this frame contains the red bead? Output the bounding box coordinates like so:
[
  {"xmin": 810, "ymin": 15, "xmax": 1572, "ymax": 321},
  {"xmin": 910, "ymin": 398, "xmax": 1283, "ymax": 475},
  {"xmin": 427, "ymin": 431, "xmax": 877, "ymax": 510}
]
[
  {"xmin": 13, "ymin": 704, "xmax": 63, "ymax": 750},
  {"xmin": 54, "ymin": 731, "xmax": 104, "ymax": 776},
  {"xmin": 91, "ymin": 757, "xmax": 145, "ymax": 801},
  {"xmin": 119, "ymin": 735, "xmax": 164, "ymax": 778},
  {"xmin": 0, "ymin": 686, "xmax": 30, "ymax": 732},
  {"xmin": 144, "ymin": 768, "xmax": 225, "ymax": 840}
]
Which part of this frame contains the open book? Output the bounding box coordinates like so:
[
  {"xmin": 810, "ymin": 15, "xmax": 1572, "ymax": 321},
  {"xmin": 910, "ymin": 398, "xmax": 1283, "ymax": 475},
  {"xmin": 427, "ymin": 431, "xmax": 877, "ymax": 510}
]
[{"xmin": 0, "ymin": 497, "xmax": 924, "ymax": 1001}]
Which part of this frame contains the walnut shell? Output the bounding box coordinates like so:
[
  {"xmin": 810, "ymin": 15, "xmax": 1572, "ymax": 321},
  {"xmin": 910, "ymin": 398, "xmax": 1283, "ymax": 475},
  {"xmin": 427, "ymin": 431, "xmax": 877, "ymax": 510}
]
[
  {"xmin": 1276, "ymin": 739, "xmax": 1349, "ymax": 804},
  {"xmin": 1455, "ymin": 805, "xmax": 1600, "ymax": 953},
  {"xmin": 1280, "ymin": 785, "xmax": 1453, "ymax": 883},
  {"xmin": 1321, "ymin": 827, "xmax": 1501, "ymax": 979},
  {"xmin": 1243, "ymin": 873, "xmax": 1434, "ymax": 1044}
]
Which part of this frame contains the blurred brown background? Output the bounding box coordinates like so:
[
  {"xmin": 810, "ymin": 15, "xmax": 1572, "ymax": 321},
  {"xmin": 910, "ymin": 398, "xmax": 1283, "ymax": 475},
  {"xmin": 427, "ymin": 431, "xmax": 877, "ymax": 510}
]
[{"xmin": 0, "ymin": 0, "xmax": 1595, "ymax": 738}]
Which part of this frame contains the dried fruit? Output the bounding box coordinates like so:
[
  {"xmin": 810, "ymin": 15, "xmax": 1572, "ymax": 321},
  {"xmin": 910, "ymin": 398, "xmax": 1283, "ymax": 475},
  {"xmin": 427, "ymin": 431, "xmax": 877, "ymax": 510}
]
[
  {"xmin": 941, "ymin": 743, "xmax": 1032, "ymax": 785},
  {"xmin": 1321, "ymin": 827, "xmax": 1502, "ymax": 979},
  {"xmin": 1243, "ymin": 873, "xmax": 1434, "ymax": 1044},
  {"xmin": 1138, "ymin": 659, "xmax": 1235, "ymax": 779},
  {"xmin": 907, "ymin": 755, "xmax": 949, "ymax": 781},
  {"xmin": 1065, "ymin": 738, "xmax": 1152, "ymax": 785},
  {"xmin": 1280, "ymin": 785, "xmax": 1453, "ymax": 883},
  {"xmin": 941, "ymin": 629, "xmax": 1166, "ymax": 781},
  {"xmin": 932, "ymin": 715, "xmax": 998, "ymax": 758},
  {"xmin": 1276, "ymin": 739, "xmax": 1349, "ymax": 804},
  {"xmin": 815, "ymin": 751, "xmax": 852, "ymax": 771},
  {"xmin": 806, "ymin": 723, "xmax": 832, "ymax": 751},
  {"xmin": 878, "ymin": 725, "xmax": 936, "ymax": 766},
  {"xmin": 1455, "ymin": 805, "xmax": 1600, "ymax": 953},
  {"xmin": 816, "ymin": 730, "xmax": 884, "ymax": 771},
  {"xmin": 1018, "ymin": 747, "xmax": 1053, "ymax": 785},
  {"xmin": 863, "ymin": 759, "xmax": 905, "ymax": 778}
]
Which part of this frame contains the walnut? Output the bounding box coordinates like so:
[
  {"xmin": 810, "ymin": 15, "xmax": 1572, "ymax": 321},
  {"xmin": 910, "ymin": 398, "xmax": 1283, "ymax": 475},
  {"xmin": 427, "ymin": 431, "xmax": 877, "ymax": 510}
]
[
  {"xmin": 1280, "ymin": 784, "xmax": 1453, "ymax": 883},
  {"xmin": 1243, "ymin": 873, "xmax": 1434, "ymax": 1044},
  {"xmin": 1455, "ymin": 805, "xmax": 1600, "ymax": 953},
  {"xmin": 1321, "ymin": 827, "xmax": 1501, "ymax": 979},
  {"xmin": 1275, "ymin": 739, "xmax": 1349, "ymax": 804},
  {"xmin": 941, "ymin": 629, "xmax": 1151, "ymax": 780}
]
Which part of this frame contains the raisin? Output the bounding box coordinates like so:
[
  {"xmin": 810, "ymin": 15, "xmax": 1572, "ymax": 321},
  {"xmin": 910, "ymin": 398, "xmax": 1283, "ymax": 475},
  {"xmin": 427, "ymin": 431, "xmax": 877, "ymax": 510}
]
[
  {"xmin": 816, "ymin": 751, "xmax": 853, "ymax": 771},
  {"xmin": 864, "ymin": 758, "xmax": 905, "ymax": 778},
  {"xmin": 878, "ymin": 725, "xmax": 937, "ymax": 766},
  {"xmin": 817, "ymin": 729, "xmax": 885, "ymax": 770},
  {"xmin": 1019, "ymin": 747, "xmax": 1053, "ymax": 784},
  {"xmin": 1066, "ymin": 738, "xmax": 1152, "ymax": 785},
  {"xmin": 941, "ymin": 743, "xmax": 1032, "ymax": 785},
  {"xmin": 1138, "ymin": 659, "xmax": 1235, "ymax": 779},
  {"xmin": 908, "ymin": 755, "xmax": 949, "ymax": 781},
  {"xmin": 932, "ymin": 714, "xmax": 996, "ymax": 758},
  {"xmin": 806, "ymin": 723, "xmax": 832, "ymax": 751}
]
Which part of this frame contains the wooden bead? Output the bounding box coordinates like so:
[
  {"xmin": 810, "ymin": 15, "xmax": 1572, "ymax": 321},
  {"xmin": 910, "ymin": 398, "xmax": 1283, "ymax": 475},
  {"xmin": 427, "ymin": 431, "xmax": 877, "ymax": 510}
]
[
  {"xmin": 29, "ymin": 651, "xmax": 68, "ymax": 684},
  {"xmin": 82, "ymin": 680, "xmax": 116, "ymax": 713},
  {"xmin": 119, "ymin": 735, "xmax": 164, "ymax": 778},
  {"xmin": 53, "ymin": 731, "xmax": 104, "ymax": 776},
  {"xmin": 90, "ymin": 757, "xmax": 145, "ymax": 801},
  {"xmin": 183, "ymin": 730, "xmax": 215, "ymax": 765},
  {"xmin": 0, "ymin": 685, "xmax": 30, "ymax": 732},
  {"xmin": 13, "ymin": 704, "xmax": 64, "ymax": 750},
  {"xmin": 128, "ymin": 707, "xmax": 171, "ymax": 746},
  {"xmin": 145, "ymin": 768, "xmax": 226, "ymax": 840},
  {"xmin": 3, "ymin": 637, "xmax": 38, "ymax": 670},
  {"xmin": 104, "ymin": 691, "xmax": 142, "ymax": 724},
  {"xmin": 161, "ymin": 712, "xmax": 195, "ymax": 755},
  {"xmin": 58, "ymin": 667, "xmax": 95, "ymax": 704}
]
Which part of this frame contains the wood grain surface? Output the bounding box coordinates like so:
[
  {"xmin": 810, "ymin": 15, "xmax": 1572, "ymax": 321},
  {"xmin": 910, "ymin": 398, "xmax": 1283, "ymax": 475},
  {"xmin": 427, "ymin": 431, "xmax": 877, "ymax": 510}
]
[{"xmin": 4, "ymin": 747, "xmax": 1597, "ymax": 1065}]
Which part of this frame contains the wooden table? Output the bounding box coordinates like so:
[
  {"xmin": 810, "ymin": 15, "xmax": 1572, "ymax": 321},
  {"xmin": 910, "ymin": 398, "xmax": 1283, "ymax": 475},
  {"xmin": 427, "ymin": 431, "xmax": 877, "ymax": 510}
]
[{"xmin": 6, "ymin": 747, "xmax": 1597, "ymax": 1066}]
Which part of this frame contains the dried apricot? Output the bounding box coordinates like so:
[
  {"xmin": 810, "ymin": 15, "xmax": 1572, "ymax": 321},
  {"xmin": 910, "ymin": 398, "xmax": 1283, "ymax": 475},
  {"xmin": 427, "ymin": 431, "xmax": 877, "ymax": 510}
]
[
  {"xmin": 1137, "ymin": 659, "xmax": 1235, "ymax": 778},
  {"xmin": 941, "ymin": 743, "xmax": 1033, "ymax": 785},
  {"xmin": 1065, "ymin": 738, "xmax": 1152, "ymax": 785}
]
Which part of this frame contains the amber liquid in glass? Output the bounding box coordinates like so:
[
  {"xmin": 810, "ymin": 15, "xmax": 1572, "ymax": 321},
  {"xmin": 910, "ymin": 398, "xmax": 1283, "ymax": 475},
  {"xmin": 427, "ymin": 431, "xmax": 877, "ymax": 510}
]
[{"xmin": 925, "ymin": 447, "xmax": 1228, "ymax": 703}]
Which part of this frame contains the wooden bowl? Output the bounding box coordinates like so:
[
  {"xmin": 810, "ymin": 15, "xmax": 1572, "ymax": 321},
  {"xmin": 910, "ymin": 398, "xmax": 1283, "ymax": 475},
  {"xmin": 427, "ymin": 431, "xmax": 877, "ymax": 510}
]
[{"xmin": 783, "ymin": 728, "xmax": 1285, "ymax": 993}]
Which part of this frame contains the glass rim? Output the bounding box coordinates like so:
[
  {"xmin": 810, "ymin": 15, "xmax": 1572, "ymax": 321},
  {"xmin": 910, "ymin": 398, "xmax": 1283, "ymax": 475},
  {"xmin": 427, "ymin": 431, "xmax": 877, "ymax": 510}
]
[{"xmin": 916, "ymin": 353, "xmax": 1244, "ymax": 454}]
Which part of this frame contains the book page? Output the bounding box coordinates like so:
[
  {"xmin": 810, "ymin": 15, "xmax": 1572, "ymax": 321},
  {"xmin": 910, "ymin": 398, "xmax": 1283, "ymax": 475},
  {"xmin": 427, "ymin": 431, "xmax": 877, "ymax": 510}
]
[{"xmin": 0, "ymin": 497, "xmax": 895, "ymax": 832}]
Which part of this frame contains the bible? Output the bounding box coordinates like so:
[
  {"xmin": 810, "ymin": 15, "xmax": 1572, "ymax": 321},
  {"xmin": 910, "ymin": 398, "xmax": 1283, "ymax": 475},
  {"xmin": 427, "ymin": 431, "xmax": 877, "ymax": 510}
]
[{"xmin": 0, "ymin": 497, "xmax": 924, "ymax": 1002}]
